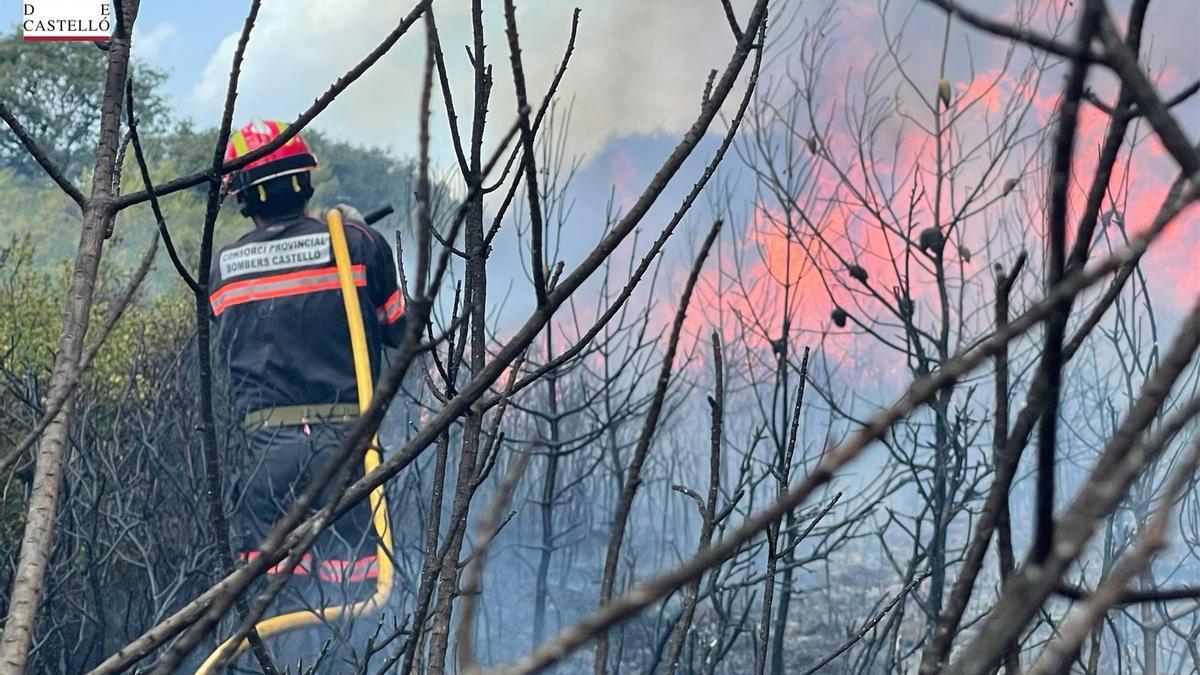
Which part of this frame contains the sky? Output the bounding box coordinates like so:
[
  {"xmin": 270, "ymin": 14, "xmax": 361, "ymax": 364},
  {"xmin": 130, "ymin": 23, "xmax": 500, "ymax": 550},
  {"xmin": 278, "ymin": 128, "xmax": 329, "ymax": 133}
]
[{"xmin": 2, "ymin": 0, "xmax": 1194, "ymax": 172}]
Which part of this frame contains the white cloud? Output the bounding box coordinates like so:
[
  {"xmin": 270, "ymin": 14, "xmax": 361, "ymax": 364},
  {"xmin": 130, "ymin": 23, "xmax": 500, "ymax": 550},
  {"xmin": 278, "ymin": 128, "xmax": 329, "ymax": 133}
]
[
  {"xmin": 189, "ymin": 1, "xmax": 756, "ymax": 166},
  {"xmin": 135, "ymin": 22, "xmax": 177, "ymax": 63}
]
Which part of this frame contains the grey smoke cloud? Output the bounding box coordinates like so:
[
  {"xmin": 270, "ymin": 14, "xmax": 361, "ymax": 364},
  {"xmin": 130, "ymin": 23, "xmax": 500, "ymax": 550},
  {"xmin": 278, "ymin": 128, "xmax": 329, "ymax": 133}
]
[
  {"xmin": 190, "ymin": 0, "xmax": 759, "ymax": 167},
  {"xmin": 190, "ymin": 0, "xmax": 1197, "ymax": 167}
]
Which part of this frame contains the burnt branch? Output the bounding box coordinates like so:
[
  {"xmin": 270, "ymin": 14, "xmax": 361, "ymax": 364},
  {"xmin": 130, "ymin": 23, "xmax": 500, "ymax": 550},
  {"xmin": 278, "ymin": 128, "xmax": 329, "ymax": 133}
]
[
  {"xmin": 123, "ymin": 77, "xmax": 199, "ymax": 293},
  {"xmin": 1033, "ymin": 0, "xmax": 1100, "ymax": 564},
  {"xmin": 481, "ymin": 191, "xmax": 1194, "ymax": 674},
  {"xmin": 1028, "ymin": 435, "xmax": 1200, "ymax": 673},
  {"xmin": 595, "ymin": 218, "xmax": 723, "ymax": 672},
  {"xmin": 502, "ymin": 0, "xmax": 549, "ymax": 306}
]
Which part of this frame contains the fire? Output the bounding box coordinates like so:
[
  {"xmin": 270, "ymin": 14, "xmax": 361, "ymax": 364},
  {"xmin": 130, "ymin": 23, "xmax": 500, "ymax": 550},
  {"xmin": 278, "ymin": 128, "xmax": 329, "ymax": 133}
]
[{"xmin": 647, "ymin": 0, "xmax": 1193, "ymax": 380}]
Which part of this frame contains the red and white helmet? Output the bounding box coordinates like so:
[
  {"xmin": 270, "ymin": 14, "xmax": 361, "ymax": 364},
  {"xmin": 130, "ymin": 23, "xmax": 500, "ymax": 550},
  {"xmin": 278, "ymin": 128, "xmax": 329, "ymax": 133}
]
[{"xmin": 224, "ymin": 119, "xmax": 318, "ymax": 195}]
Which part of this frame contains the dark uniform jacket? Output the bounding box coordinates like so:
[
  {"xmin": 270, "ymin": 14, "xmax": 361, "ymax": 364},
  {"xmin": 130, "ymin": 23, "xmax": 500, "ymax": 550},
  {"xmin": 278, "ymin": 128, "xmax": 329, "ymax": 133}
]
[
  {"xmin": 209, "ymin": 212, "xmax": 406, "ymax": 419},
  {"xmin": 208, "ymin": 211, "xmax": 405, "ymax": 570}
]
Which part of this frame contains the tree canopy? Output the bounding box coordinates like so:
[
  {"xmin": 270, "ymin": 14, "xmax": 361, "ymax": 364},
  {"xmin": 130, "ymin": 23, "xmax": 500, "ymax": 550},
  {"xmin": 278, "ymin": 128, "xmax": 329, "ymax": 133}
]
[{"xmin": 0, "ymin": 30, "xmax": 170, "ymax": 179}]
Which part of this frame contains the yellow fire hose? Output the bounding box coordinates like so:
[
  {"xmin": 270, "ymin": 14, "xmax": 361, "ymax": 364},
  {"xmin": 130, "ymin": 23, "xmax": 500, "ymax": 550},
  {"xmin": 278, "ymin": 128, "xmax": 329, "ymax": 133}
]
[{"xmin": 197, "ymin": 209, "xmax": 396, "ymax": 673}]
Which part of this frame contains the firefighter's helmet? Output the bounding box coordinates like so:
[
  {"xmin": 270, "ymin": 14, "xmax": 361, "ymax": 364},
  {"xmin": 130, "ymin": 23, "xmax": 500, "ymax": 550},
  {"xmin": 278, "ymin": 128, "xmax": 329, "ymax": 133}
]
[{"xmin": 224, "ymin": 119, "xmax": 318, "ymax": 196}]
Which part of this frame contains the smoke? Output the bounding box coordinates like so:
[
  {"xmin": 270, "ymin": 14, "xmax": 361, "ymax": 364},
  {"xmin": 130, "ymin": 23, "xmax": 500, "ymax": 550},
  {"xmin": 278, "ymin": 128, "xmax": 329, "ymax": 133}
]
[{"xmin": 189, "ymin": 0, "xmax": 759, "ymax": 168}]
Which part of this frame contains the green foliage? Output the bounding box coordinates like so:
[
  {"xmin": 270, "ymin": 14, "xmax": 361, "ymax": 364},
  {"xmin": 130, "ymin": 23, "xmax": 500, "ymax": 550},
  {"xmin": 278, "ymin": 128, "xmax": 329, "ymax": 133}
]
[
  {"xmin": 0, "ymin": 236, "xmax": 65, "ymax": 375},
  {"xmin": 0, "ymin": 168, "xmax": 82, "ymax": 262},
  {"xmin": 0, "ymin": 29, "xmax": 170, "ymax": 179},
  {"xmin": 88, "ymin": 284, "xmax": 194, "ymax": 403},
  {"xmin": 307, "ymin": 131, "xmax": 418, "ymax": 215},
  {"xmin": 0, "ymin": 236, "xmax": 192, "ymax": 417},
  {"xmin": 0, "ymin": 239, "xmax": 205, "ymax": 673},
  {"xmin": 0, "ymin": 135, "xmax": 420, "ymax": 298},
  {"xmin": 0, "ymin": 236, "xmax": 188, "ymax": 552}
]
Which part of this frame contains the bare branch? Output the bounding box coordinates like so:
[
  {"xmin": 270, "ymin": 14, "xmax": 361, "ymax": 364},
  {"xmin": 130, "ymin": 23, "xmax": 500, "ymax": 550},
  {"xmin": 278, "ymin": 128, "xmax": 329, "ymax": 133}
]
[
  {"xmin": 1027, "ymin": 435, "xmax": 1200, "ymax": 674},
  {"xmin": 0, "ymin": 0, "xmax": 141, "ymax": 669},
  {"xmin": 919, "ymin": 0, "xmax": 1101, "ymax": 62},
  {"xmin": 124, "ymin": 77, "xmax": 199, "ymax": 293},
  {"xmin": 502, "ymin": 0, "xmax": 549, "ymax": 305},
  {"xmin": 944, "ymin": 330, "xmax": 1200, "ymax": 675},
  {"xmin": 1094, "ymin": 9, "xmax": 1200, "ymax": 176},
  {"xmin": 595, "ymin": 217, "xmax": 723, "ymax": 672},
  {"xmin": 719, "ymin": 0, "xmax": 743, "ymax": 40},
  {"xmin": 480, "ymin": 190, "xmax": 1195, "ymax": 674},
  {"xmin": 458, "ymin": 444, "xmax": 534, "ymax": 673},
  {"xmin": 799, "ymin": 571, "xmax": 930, "ymax": 675},
  {"xmin": 1033, "ymin": 0, "xmax": 1100, "ymax": 564}
]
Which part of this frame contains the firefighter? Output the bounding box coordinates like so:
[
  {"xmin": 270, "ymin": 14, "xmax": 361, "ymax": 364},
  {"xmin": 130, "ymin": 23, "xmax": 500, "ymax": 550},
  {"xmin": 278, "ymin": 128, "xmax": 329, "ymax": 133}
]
[{"xmin": 208, "ymin": 119, "xmax": 405, "ymax": 671}]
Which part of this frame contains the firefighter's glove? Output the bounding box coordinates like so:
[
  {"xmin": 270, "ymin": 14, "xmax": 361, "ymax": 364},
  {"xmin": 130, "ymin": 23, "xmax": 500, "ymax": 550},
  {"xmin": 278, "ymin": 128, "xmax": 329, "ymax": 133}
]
[{"xmin": 330, "ymin": 203, "xmax": 366, "ymax": 224}]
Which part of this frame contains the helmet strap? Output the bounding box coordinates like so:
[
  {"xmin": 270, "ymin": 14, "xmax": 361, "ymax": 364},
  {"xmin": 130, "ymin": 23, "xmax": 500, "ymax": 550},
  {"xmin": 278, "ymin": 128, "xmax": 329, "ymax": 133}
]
[{"xmin": 236, "ymin": 172, "xmax": 314, "ymax": 219}]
